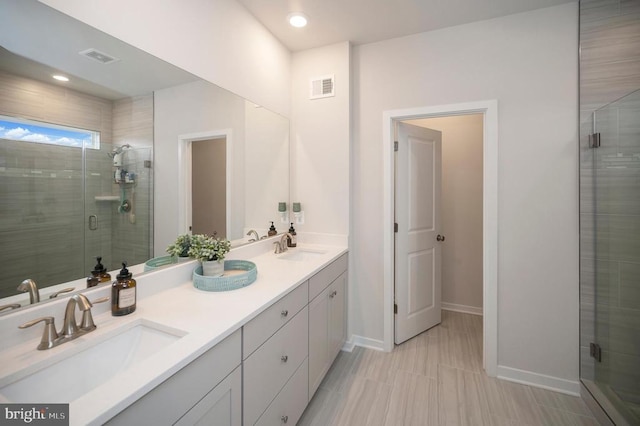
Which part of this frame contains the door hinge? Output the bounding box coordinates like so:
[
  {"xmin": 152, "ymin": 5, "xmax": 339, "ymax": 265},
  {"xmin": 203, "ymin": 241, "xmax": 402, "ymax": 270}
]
[
  {"xmin": 394, "ymin": 223, "xmax": 398, "ymax": 233},
  {"xmin": 394, "ymin": 141, "xmax": 398, "ymax": 151},
  {"xmin": 590, "ymin": 342, "xmax": 602, "ymax": 362},
  {"xmin": 394, "ymin": 303, "xmax": 398, "ymax": 314},
  {"xmin": 589, "ymin": 133, "xmax": 601, "ymax": 148}
]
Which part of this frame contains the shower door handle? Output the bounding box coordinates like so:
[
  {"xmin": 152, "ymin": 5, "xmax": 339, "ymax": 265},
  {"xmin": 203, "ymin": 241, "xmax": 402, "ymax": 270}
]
[{"xmin": 88, "ymin": 215, "xmax": 98, "ymax": 230}]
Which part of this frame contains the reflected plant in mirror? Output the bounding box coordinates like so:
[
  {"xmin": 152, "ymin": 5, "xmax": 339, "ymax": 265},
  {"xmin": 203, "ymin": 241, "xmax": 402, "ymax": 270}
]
[
  {"xmin": 0, "ymin": 0, "xmax": 290, "ymax": 314},
  {"xmin": 166, "ymin": 234, "xmax": 193, "ymax": 259}
]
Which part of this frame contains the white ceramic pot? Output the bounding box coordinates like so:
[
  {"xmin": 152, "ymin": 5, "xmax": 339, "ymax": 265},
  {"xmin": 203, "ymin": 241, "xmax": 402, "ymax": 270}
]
[
  {"xmin": 202, "ymin": 259, "xmax": 224, "ymax": 277},
  {"xmin": 176, "ymin": 255, "xmax": 191, "ymax": 263}
]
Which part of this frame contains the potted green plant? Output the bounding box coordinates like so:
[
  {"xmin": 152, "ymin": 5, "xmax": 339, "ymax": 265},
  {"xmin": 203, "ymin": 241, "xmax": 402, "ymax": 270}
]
[
  {"xmin": 188, "ymin": 234, "xmax": 232, "ymax": 276},
  {"xmin": 166, "ymin": 234, "xmax": 193, "ymax": 261}
]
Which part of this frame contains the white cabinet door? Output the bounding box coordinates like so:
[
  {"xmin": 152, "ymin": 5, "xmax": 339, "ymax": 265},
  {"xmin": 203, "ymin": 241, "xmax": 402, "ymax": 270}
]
[
  {"xmin": 308, "ymin": 286, "xmax": 330, "ymax": 398},
  {"xmin": 329, "ymin": 272, "xmax": 347, "ymax": 361},
  {"xmin": 175, "ymin": 366, "xmax": 242, "ymax": 426},
  {"xmin": 308, "ymin": 271, "xmax": 348, "ymax": 400}
]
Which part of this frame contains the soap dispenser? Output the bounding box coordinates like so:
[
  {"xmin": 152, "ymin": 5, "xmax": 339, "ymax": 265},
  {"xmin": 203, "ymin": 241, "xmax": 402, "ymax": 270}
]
[
  {"xmin": 111, "ymin": 262, "xmax": 136, "ymax": 316},
  {"xmin": 287, "ymin": 223, "xmax": 297, "ymax": 248},
  {"xmin": 268, "ymin": 221, "xmax": 277, "ymax": 237},
  {"xmin": 87, "ymin": 256, "xmax": 111, "ymax": 288}
]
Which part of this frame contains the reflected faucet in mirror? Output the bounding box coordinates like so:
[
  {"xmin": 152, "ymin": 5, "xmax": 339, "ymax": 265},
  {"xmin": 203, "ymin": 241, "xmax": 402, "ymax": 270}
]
[{"xmin": 17, "ymin": 279, "xmax": 39, "ymax": 304}]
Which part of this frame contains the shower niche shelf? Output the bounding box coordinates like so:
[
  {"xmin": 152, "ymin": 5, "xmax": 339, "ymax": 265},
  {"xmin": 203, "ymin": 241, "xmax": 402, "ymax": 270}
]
[{"xmin": 95, "ymin": 195, "xmax": 120, "ymax": 201}]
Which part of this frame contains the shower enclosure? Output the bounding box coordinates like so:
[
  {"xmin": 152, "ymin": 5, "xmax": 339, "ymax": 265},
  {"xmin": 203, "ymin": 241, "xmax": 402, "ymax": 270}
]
[
  {"xmin": 580, "ymin": 88, "xmax": 640, "ymax": 424},
  {"xmin": 579, "ymin": 1, "xmax": 640, "ymax": 423}
]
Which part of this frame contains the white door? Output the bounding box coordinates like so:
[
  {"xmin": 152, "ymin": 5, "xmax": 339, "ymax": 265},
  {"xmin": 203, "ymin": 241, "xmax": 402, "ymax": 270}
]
[{"xmin": 394, "ymin": 122, "xmax": 443, "ymax": 345}]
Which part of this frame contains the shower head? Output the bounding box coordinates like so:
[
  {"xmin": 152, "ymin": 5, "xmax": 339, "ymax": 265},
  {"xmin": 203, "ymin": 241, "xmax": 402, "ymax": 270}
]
[{"xmin": 107, "ymin": 144, "xmax": 131, "ymax": 158}]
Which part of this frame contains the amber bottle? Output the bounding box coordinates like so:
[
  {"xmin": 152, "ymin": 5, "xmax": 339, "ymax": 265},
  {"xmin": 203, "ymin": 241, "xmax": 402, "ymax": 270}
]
[{"xmin": 111, "ymin": 263, "xmax": 136, "ymax": 316}]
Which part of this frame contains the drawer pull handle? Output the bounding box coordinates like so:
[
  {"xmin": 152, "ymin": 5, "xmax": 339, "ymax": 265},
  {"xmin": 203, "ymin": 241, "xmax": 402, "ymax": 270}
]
[
  {"xmin": 281, "ymin": 415, "xmax": 289, "ymax": 423},
  {"xmin": 281, "ymin": 309, "xmax": 289, "ymax": 317},
  {"xmin": 329, "ymin": 290, "xmax": 337, "ymax": 298},
  {"xmin": 281, "ymin": 355, "xmax": 288, "ymax": 363}
]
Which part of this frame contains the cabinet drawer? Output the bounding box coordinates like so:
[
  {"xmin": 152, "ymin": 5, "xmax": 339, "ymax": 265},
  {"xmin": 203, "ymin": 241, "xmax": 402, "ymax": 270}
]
[
  {"xmin": 244, "ymin": 307, "xmax": 309, "ymax": 426},
  {"xmin": 243, "ymin": 282, "xmax": 308, "ymax": 359},
  {"xmin": 255, "ymin": 358, "xmax": 308, "ymax": 426},
  {"xmin": 308, "ymin": 253, "xmax": 348, "ymax": 301}
]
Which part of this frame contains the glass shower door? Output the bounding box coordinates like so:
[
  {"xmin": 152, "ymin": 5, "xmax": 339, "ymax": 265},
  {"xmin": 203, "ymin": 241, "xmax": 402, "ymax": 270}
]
[{"xmin": 588, "ymin": 88, "xmax": 640, "ymax": 423}]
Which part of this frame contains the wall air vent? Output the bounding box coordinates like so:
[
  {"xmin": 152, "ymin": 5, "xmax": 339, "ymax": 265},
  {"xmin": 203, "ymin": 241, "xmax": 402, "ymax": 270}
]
[
  {"xmin": 310, "ymin": 75, "xmax": 335, "ymax": 100},
  {"xmin": 79, "ymin": 48, "xmax": 120, "ymax": 64}
]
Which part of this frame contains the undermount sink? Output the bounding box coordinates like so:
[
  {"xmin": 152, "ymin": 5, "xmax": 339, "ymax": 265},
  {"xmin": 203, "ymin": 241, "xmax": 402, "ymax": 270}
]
[
  {"xmin": 277, "ymin": 248, "xmax": 327, "ymax": 262},
  {"xmin": 0, "ymin": 320, "xmax": 186, "ymax": 403}
]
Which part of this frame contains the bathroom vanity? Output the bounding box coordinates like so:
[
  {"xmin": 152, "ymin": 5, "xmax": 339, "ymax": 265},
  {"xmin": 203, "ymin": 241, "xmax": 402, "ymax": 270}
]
[{"xmin": 0, "ymin": 237, "xmax": 348, "ymax": 426}]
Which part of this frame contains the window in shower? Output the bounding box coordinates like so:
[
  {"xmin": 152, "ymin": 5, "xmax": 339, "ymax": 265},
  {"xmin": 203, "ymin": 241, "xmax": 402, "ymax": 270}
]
[{"xmin": 0, "ymin": 115, "xmax": 100, "ymax": 149}]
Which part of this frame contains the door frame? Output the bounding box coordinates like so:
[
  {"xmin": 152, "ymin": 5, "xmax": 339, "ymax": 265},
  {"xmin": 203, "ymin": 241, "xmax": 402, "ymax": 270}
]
[
  {"xmin": 177, "ymin": 129, "xmax": 233, "ymax": 238},
  {"xmin": 382, "ymin": 100, "xmax": 498, "ymax": 377}
]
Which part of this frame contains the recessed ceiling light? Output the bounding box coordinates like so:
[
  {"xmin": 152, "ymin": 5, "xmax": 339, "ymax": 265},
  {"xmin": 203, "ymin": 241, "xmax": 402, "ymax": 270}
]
[
  {"xmin": 288, "ymin": 13, "xmax": 308, "ymax": 28},
  {"xmin": 52, "ymin": 75, "xmax": 69, "ymax": 82}
]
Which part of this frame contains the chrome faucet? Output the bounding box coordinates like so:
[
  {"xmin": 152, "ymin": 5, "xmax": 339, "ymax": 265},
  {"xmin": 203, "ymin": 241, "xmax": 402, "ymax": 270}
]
[
  {"xmin": 17, "ymin": 279, "xmax": 40, "ymax": 304},
  {"xmin": 19, "ymin": 293, "xmax": 99, "ymax": 350},
  {"xmin": 273, "ymin": 233, "xmax": 292, "ymax": 254},
  {"xmin": 61, "ymin": 294, "xmax": 93, "ymax": 338},
  {"xmin": 246, "ymin": 229, "xmax": 260, "ymax": 242}
]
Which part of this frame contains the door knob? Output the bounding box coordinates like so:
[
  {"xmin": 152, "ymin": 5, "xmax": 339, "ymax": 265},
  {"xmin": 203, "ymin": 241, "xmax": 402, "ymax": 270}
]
[{"xmin": 437, "ymin": 234, "xmax": 445, "ymax": 242}]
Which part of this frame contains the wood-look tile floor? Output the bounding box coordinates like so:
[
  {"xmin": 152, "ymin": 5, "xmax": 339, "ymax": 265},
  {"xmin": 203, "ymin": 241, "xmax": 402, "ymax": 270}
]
[{"xmin": 299, "ymin": 311, "xmax": 599, "ymax": 426}]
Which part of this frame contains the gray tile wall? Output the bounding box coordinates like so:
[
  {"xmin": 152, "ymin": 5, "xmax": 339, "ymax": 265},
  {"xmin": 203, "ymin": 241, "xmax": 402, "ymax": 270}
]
[
  {"xmin": 109, "ymin": 95, "xmax": 153, "ymax": 271},
  {"xmin": 579, "ymin": 0, "xmax": 640, "ymax": 417}
]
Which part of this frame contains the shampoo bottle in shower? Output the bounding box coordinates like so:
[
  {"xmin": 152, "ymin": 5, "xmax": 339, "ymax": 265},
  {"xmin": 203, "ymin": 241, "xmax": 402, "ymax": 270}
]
[{"xmin": 111, "ymin": 262, "xmax": 136, "ymax": 316}]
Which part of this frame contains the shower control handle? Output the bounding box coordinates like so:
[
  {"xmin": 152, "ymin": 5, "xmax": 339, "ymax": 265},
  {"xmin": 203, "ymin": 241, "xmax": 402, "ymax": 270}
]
[{"xmin": 437, "ymin": 234, "xmax": 445, "ymax": 242}]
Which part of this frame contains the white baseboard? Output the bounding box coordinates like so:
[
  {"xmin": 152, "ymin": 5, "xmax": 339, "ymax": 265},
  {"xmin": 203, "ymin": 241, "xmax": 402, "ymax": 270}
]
[
  {"xmin": 442, "ymin": 302, "xmax": 483, "ymax": 316},
  {"xmin": 497, "ymin": 365, "xmax": 581, "ymax": 396},
  {"xmin": 344, "ymin": 334, "xmax": 385, "ymax": 352}
]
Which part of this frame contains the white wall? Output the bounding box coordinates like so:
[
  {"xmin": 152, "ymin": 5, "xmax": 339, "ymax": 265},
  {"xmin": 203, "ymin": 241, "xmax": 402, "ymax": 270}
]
[
  {"xmin": 39, "ymin": 0, "xmax": 291, "ymax": 117},
  {"xmin": 154, "ymin": 80, "xmax": 246, "ymax": 255},
  {"xmin": 352, "ymin": 4, "xmax": 579, "ymax": 389},
  {"xmin": 408, "ymin": 115, "xmax": 484, "ymax": 312},
  {"xmin": 291, "ymin": 42, "xmax": 351, "ymax": 236}
]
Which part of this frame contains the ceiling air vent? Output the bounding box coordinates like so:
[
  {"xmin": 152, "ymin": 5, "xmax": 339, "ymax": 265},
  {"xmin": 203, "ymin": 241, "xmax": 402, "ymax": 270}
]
[
  {"xmin": 79, "ymin": 48, "xmax": 120, "ymax": 64},
  {"xmin": 310, "ymin": 75, "xmax": 335, "ymax": 100}
]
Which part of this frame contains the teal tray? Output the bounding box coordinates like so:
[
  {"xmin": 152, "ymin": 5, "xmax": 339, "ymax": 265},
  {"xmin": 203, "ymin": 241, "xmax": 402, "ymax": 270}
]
[
  {"xmin": 144, "ymin": 255, "xmax": 178, "ymax": 272},
  {"xmin": 193, "ymin": 260, "xmax": 258, "ymax": 292}
]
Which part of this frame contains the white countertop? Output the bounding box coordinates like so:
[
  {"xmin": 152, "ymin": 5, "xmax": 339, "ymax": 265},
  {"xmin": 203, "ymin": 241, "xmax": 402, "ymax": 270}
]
[{"xmin": 0, "ymin": 239, "xmax": 347, "ymax": 425}]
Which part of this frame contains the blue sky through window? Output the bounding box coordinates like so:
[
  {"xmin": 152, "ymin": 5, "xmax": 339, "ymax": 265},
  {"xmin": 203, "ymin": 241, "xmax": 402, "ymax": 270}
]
[{"xmin": 0, "ymin": 116, "xmax": 99, "ymax": 149}]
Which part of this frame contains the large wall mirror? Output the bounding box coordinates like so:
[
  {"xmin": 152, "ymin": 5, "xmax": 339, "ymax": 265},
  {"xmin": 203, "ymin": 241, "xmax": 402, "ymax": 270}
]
[{"xmin": 0, "ymin": 0, "xmax": 289, "ymax": 313}]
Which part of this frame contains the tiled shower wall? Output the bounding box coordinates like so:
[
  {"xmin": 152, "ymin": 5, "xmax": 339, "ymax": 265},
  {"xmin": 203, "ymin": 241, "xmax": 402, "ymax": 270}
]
[
  {"xmin": 579, "ymin": 0, "xmax": 640, "ymax": 416},
  {"xmin": 0, "ymin": 70, "xmax": 153, "ymax": 299},
  {"xmin": 109, "ymin": 95, "xmax": 153, "ymax": 271}
]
